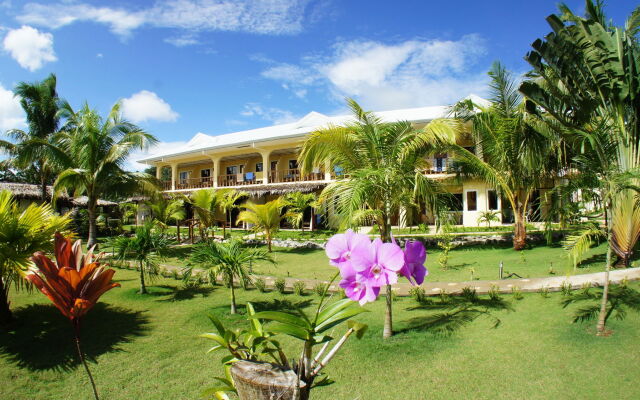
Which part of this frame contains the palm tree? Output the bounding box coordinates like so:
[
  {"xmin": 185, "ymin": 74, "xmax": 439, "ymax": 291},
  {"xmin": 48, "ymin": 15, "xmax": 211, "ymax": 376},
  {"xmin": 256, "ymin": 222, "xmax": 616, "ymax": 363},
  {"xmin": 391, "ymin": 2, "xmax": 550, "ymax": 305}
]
[
  {"xmin": 146, "ymin": 193, "xmax": 185, "ymax": 233},
  {"xmin": 284, "ymin": 192, "xmax": 317, "ymax": 233},
  {"xmin": 237, "ymin": 199, "xmax": 285, "ymax": 252},
  {"xmin": 119, "ymin": 202, "xmax": 139, "ymax": 226},
  {"xmin": 449, "ymin": 62, "xmax": 562, "ymax": 250},
  {"xmin": 0, "ymin": 190, "xmax": 71, "ymax": 323},
  {"xmin": 52, "ymin": 102, "xmax": 157, "ymax": 248},
  {"xmin": 519, "ymin": 0, "xmax": 640, "ymax": 334},
  {"xmin": 0, "ymin": 74, "xmax": 61, "ymax": 201},
  {"xmin": 299, "ymin": 98, "xmax": 458, "ymax": 338},
  {"xmin": 113, "ymin": 221, "xmax": 171, "ymax": 294},
  {"xmin": 189, "ymin": 239, "xmax": 274, "ymax": 313},
  {"xmin": 477, "ymin": 211, "xmax": 500, "ymax": 228},
  {"xmin": 189, "ymin": 188, "xmax": 221, "ymax": 239},
  {"xmin": 218, "ymin": 189, "xmax": 248, "ymax": 238}
]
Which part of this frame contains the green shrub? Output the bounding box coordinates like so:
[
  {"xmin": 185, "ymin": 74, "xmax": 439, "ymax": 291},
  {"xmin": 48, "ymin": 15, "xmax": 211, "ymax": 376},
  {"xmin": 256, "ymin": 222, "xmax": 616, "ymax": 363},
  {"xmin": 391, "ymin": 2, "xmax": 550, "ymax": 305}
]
[
  {"xmin": 561, "ymin": 281, "xmax": 573, "ymax": 296},
  {"xmin": 408, "ymin": 286, "xmax": 426, "ymax": 303},
  {"xmin": 488, "ymin": 285, "xmax": 502, "ymax": 301},
  {"xmin": 511, "ymin": 286, "xmax": 524, "ymax": 300},
  {"xmin": 293, "ymin": 281, "xmax": 306, "ymax": 296},
  {"xmin": 539, "ymin": 286, "xmax": 550, "ymax": 298},
  {"xmin": 313, "ymin": 282, "xmax": 328, "ymax": 297},
  {"xmin": 274, "ymin": 278, "xmax": 286, "ymax": 294},
  {"xmin": 171, "ymin": 269, "xmax": 180, "ymax": 280},
  {"xmin": 254, "ymin": 278, "xmax": 267, "ymax": 293}
]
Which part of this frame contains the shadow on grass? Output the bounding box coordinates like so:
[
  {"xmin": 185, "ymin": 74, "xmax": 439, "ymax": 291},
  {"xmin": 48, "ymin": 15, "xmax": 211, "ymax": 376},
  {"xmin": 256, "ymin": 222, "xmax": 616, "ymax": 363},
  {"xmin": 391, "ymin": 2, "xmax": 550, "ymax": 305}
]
[
  {"xmin": 398, "ymin": 291, "xmax": 514, "ymax": 336},
  {"xmin": 156, "ymin": 284, "xmax": 215, "ymax": 302},
  {"xmin": 0, "ymin": 303, "xmax": 149, "ymax": 372},
  {"xmin": 579, "ymin": 253, "xmax": 607, "ymax": 268},
  {"xmin": 250, "ymin": 298, "xmax": 315, "ymax": 313}
]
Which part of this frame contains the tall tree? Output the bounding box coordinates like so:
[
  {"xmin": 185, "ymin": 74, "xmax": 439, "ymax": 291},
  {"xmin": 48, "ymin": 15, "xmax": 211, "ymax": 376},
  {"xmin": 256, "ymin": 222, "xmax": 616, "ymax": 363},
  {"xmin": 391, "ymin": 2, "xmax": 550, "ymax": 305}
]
[
  {"xmin": 0, "ymin": 74, "xmax": 61, "ymax": 201},
  {"xmin": 450, "ymin": 62, "xmax": 562, "ymax": 250},
  {"xmin": 237, "ymin": 199, "xmax": 285, "ymax": 252},
  {"xmin": 53, "ymin": 102, "xmax": 157, "ymax": 248},
  {"xmin": 519, "ymin": 0, "xmax": 640, "ymax": 334},
  {"xmin": 298, "ymin": 98, "xmax": 458, "ymax": 338}
]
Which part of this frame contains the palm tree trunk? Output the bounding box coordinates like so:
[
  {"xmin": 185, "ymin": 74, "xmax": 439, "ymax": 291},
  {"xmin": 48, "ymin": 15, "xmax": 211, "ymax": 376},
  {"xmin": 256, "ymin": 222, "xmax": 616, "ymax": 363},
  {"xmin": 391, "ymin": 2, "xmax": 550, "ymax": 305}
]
[
  {"xmin": 513, "ymin": 205, "xmax": 527, "ymax": 250},
  {"xmin": 381, "ymin": 207, "xmax": 394, "ymax": 339},
  {"xmin": 41, "ymin": 175, "xmax": 48, "ymax": 203},
  {"xmin": 267, "ymin": 231, "xmax": 272, "ymax": 252},
  {"xmin": 87, "ymin": 196, "xmax": 98, "ymax": 249},
  {"xmin": 596, "ymin": 210, "xmax": 613, "ymax": 335},
  {"xmin": 139, "ymin": 261, "xmax": 147, "ymax": 294},
  {"xmin": 230, "ymin": 280, "xmax": 237, "ymax": 314},
  {"xmin": 176, "ymin": 220, "xmax": 181, "ymax": 242},
  {"xmin": 223, "ymin": 211, "xmax": 227, "ymax": 238},
  {"xmin": 73, "ymin": 320, "xmax": 99, "ymax": 400},
  {"xmin": 0, "ymin": 277, "xmax": 12, "ymax": 324}
]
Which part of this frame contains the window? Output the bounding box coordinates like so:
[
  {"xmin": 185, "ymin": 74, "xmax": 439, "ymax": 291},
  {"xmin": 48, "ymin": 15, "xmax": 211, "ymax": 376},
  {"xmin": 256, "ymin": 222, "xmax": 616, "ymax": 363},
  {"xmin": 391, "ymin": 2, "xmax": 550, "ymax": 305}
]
[
  {"xmin": 434, "ymin": 153, "xmax": 447, "ymax": 172},
  {"xmin": 226, "ymin": 166, "xmax": 237, "ymax": 175},
  {"xmin": 239, "ymin": 164, "xmax": 244, "ymax": 173},
  {"xmin": 179, "ymin": 171, "xmax": 189, "ymax": 183},
  {"xmin": 451, "ymin": 193, "xmax": 463, "ymax": 211},
  {"xmin": 488, "ymin": 190, "xmax": 499, "ymax": 210},
  {"xmin": 200, "ymin": 169, "xmax": 211, "ymax": 178},
  {"xmin": 255, "ymin": 162, "xmax": 263, "ymax": 172},
  {"xmin": 271, "ymin": 161, "xmax": 278, "ymax": 170},
  {"xmin": 466, "ymin": 191, "xmax": 477, "ymax": 211},
  {"xmin": 288, "ymin": 159, "xmax": 298, "ymax": 170}
]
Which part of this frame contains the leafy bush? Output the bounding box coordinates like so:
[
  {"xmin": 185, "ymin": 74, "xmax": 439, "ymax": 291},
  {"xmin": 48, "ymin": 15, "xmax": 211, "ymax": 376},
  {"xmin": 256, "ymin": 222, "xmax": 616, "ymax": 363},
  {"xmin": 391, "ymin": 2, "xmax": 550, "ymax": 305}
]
[
  {"xmin": 561, "ymin": 281, "xmax": 573, "ymax": 296},
  {"xmin": 293, "ymin": 281, "xmax": 306, "ymax": 296},
  {"xmin": 274, "ymin": 278, "xmax": 286, "ymax": 294},
  {"xmin": 511, "ymin": 286, "xmax": 523, "ymax": 300},
  {"xmin": 539, "ymin": 286, "xmax": 550, "ymax": 298},
  {"xmin": 409, "ymin": 286, "xmax": 426, "ymax": 303},
  {"xmin": 313, "ymin": 282, "xmax": 327, "ymax": 297},
  {"xmin": 488, "ymin": 285, "xmax": 502, "ymax": 301},
  {"xmin": 254, "ymin": 278, "xmax": 267, "ymax": 293}
]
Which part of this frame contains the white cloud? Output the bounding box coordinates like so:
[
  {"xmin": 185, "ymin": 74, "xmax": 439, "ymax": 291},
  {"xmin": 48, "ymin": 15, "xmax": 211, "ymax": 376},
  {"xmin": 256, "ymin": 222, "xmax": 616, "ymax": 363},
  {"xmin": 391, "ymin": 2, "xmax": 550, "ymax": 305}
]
[
  {"xmin": 2, "ymin": 25, "xmax": 56, "ymax": 71},
  {"xmin": 18, "ymin": 0, "xmax": 310, "ymax": 38},
  {"xmin": 127, "ymin": 140, "xmax": 188, "ymax": 171},
  {"xmin": 164, "ymin": 34, "xmax": 199, "ymax": 47},
  {"xmin": 96, "ymin": 53, "xmax": 103, "ymax": 58},
  {"xmin": 241, "ymin": 103, "xmax": 298, "ymax": 124},
  {"xmin": 0, "ymin": 83, "xmax": 26, "ymax": 132},
  {"xmin": 259, "ymin": 35, "xmax": 490, "ymax": 109},
  {"xmin": 121, "ymin": 90, "xmax": 179, "ymax": 123}
]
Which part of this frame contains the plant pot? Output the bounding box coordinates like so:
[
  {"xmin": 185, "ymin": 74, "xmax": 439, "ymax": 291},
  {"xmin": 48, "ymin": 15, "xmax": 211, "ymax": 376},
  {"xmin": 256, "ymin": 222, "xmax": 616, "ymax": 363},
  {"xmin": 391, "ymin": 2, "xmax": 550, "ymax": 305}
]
[{"xmin": 231, "ymin": 360, "xmax": 306, "ymax": 400}]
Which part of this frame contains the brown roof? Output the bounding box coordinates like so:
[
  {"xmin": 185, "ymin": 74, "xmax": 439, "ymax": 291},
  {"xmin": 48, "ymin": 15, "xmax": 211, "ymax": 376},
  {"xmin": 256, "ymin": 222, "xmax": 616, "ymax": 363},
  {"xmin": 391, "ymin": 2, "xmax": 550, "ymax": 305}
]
[{"xmin": 0, "ymin": 182, "xmax": 117, "ymax": 207}]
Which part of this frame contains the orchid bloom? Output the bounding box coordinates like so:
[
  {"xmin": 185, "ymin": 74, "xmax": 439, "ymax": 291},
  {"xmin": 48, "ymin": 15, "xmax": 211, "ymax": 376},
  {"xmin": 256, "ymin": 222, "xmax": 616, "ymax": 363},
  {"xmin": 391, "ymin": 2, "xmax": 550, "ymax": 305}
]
[
  {"xmin": 339, "ymin": 274, "xmax": 381, "ymax": 306},
  {"xmin": 399, "ymin": 240, "xmax": 428, "ymax": 285},
  {"xmin": 350, "ymin": 239, "xmax": 405, "ymax": 287},
  {"xmin": 325, "ymin": 229, "xmax": 371, "ymax": 277}
]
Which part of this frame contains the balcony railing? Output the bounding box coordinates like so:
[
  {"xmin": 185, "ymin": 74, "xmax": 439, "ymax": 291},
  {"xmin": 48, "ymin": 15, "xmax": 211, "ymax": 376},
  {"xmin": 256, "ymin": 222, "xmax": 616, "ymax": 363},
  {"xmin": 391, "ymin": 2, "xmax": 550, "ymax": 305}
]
[
  {"xmin": 175, "ymin": 177, "xmax": 215, "ymax": 190},
  {"xmin": 218, "ymin": 173, "xmax": 259, "ymax": 187},
  {"xmin": 270, "ymin": 168, "xmax": 324, "ymax": 183},
  {"xmin": 161, "ymin": 169, "xmax": 326, "ymax": 191}
]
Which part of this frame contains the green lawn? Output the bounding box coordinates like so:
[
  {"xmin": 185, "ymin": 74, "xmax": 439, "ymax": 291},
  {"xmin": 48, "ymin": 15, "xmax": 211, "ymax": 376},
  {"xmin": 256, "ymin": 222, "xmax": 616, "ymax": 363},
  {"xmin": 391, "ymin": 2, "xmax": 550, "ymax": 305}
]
[{"xmin": 1, "ymin": 269, "xmax": 639, "ymax": 399}]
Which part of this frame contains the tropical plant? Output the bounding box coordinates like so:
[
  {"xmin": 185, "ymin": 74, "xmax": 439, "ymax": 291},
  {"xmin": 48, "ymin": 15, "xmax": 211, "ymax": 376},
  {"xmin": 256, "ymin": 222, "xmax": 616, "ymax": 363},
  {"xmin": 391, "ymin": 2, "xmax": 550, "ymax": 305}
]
[
  {"xmin": 113, "ymin": 221, "xmax": 170, "ymax": 294},
  {"xmin": 284, "ymin": 192, "xmax": 317, "ymax": 232},
  {"xmin": 293, "ymin": 280, "xmax": 306, "ymax": 296},
  {"xmin": 477, "ymin": 210, "xmax": 500, "ymax": 228},
  {"xmin": 562, "ymin": 282, "xmax": 640, "ymax": 326},
  {"xmin": 253, "ymin": 277, "xmax": 267, "ymax": 293},
  {"xmin": 118, "ymin": 202, "xmax": 138, "ymax": 225},
  {"xmin": 0, "ymin": 190, "xmax": 71, "ymax": 324},
  {"xmin": 189, "ymin": 239, "xmax": 274, "ymax": 313},
  {"xmin": 449, "ymin": 62, "xmax": 562, "ymax": 250},
  {"xmin": 52, "ymin": 102, "xmax": 158, "ymax": 248},
  {"xmin": 189, "ymin": 188, "xmax": 221, "ymax": 239},
  {"xmin": 0, "ymin": 74, "xmax": 61, "ymax": 202},
  {"xmin": 218, "ymin": 189, "xmax": 248, "ymax": 238},
  {"xmin": 146, "ymin": 193, "xmax": 185, "ymax": 232},
  {"xmin": 519, "ymin": 0, "xmax": 640, "ymax": 334},
  {"xmin": 274, "ymin": 277, "xmax": 286, "ymax": 294},
  {"xmin": 26, "ymin": 233, "xmax": 120, "ymax": 400},
  {"xmin": 299, "ymin": 98, "xmax": 457, "ymax": 338},
  {"xmin": 237, "ymin": 199, "xmax": 286, "ymax": 252}
]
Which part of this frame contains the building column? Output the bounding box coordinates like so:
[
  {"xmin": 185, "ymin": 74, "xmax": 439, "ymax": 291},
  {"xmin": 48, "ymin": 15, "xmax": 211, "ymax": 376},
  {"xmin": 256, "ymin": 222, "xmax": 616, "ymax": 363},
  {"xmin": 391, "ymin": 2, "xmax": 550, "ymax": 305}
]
[
  {"xmin": 210, "ymin": 157, "xmax": 220, "ymax": 188},
  {"xmin": 324, "ymin": 160, "xmax": 332, "ymax": 181},
  {"xmin": 155, "ymin": 164, "xmax": 163, "ymax": 180},
  {"xmin": 170, "ymin": 163, "xmax": 178, "ymax": 191},
  {"xmin": 261, "ymin": 150, "xmax": 271, "ymax": 184}
]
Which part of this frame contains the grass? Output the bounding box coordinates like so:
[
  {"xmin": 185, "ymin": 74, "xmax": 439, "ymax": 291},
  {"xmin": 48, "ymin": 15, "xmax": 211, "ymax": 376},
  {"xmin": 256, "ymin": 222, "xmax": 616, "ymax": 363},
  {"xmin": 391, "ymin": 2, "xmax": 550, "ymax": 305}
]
[{"xmin": 1, "ymin": 269, "xmax": 639, "ymax": 400}]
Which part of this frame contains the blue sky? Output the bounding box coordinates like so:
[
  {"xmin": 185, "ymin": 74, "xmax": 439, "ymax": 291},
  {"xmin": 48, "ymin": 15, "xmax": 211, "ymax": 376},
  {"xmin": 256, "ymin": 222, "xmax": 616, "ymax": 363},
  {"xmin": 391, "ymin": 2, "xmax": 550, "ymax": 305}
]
[{"xmin": 0, "ymin": 0, "xmax": 637, "ymax": 170}]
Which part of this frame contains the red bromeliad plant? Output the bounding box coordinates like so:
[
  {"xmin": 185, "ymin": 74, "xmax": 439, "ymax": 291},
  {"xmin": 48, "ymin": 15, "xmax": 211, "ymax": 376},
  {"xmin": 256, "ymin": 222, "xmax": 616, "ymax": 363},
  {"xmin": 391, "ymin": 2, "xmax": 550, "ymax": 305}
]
[{"xmin": 26, "ymin": 233, "xmax": 120, "ymax": 400}]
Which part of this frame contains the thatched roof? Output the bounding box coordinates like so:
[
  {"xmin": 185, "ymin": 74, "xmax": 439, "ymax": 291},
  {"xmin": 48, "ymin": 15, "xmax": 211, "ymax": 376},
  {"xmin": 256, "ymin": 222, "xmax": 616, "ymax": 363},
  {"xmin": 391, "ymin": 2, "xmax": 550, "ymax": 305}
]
[
  {"xmin": 0, "ymin": 182, "xmax": 117, "ymax": 207},
  {"xmin": 239, "ymin": 182, "xmax": 327, "ymax": 197}
]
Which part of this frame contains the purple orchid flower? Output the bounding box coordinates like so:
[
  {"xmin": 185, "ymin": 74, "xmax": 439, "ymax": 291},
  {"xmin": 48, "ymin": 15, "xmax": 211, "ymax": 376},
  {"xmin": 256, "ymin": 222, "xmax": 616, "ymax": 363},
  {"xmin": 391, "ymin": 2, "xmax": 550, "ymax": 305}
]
[
  {"xmin": 339, "ymin": 274, "xmax": 381, "ymax": 305},
  {"xmin": 399, "ymin": 240, "xmax": 428, "ymax": 285},
  {"xmin": 350, "ymin": 238, "xmax": 405, "ymax": 287},
  {"xmin": 325, "ymin": 229, "xmax": 371, "ymax": 277}
]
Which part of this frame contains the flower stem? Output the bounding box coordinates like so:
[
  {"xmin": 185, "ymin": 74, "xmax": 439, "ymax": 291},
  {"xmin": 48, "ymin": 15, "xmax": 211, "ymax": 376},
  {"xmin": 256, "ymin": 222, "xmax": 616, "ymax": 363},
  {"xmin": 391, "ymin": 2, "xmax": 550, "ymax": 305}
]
[{"xmin": 74, "ymin": 321, "xmax": 99, "ymax": 400}]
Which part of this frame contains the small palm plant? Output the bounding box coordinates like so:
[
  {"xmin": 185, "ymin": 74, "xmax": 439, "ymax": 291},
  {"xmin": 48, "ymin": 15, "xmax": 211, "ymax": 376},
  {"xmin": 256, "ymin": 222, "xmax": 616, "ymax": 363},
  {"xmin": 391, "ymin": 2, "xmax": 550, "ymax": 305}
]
[
  {"xmin": 146, "ymin": 193, "xmax": 186, "ymax": 233},
  {"xmin": 189, "ymin": 188, "xmax": 221, "ymax": 239},
  {"xmin": 0, "ymin": 190, "xmax": 71, "ymax": 324},
  {"xmin": 113, "ymin": 221, "xmax": 171, "ymax": 294},
  {"xmin": 284, "ymin": 192, "xmax": 317, "ymax": 233},
  {"xmin": 477, "ymin": 210, "xmax": 500, "ymax": 228},
  {"xmin": 237, "ymin": 199, "xmax": 285, "ymax": 252},
  {"xmin": 218, "ymin": 189, "xmax": 248, "ymax": 238},
  {"xmin": 189, "ymin": 240, "xmax": 274, "ymax": 314}
]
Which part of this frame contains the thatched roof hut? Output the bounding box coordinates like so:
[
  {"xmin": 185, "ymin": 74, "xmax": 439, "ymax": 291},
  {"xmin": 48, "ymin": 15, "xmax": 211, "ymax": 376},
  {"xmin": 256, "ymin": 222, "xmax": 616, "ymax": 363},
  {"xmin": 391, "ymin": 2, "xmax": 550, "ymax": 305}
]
[
  {"xmin": 238, "ymin": 182, "xmax": 327, "ymax": 197},
  {"xmin": 0, "ymin": 182, "xmax": 117, "ymax": 208}
]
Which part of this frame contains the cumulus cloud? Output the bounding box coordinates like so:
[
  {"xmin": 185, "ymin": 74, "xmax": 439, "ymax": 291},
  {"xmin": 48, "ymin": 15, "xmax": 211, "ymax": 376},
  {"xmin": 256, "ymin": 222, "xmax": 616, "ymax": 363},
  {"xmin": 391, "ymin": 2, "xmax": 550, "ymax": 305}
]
[
  {"xmin": 241, "ymin": 103, "xmax": 298, "ymax": 125},
  {"xmin": 260, "ymin": 35, "xmax": 490, "ymax": 109},
  {"xmin": 17, "ymin": 0, "xmax": 311, "ymax": 37},
  {"xmin": 121, "ymin": 90, "xmax": 179, "ymax": 123},
  {"xmin": 0, "ymin": 83, "xmax": 26, "ymax": 132},
  {"xmin": 164, "ymin": 34, "xmax": 199, "ymax": 47},
  {"xmin": 2, "ymin": 25, "xmax": 57, "ymax": 71},
  {"xmin": 126, "ymin": 140, "xmax": 188, "ymax": 171}
]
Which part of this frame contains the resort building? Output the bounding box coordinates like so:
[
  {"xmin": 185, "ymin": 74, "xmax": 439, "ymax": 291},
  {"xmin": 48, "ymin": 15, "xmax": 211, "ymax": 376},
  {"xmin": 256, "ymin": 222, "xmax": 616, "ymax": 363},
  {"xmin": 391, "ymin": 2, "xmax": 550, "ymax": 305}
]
[{"xmin": 138, "ymin": 96, "xmax": 551, "ymax": 228}]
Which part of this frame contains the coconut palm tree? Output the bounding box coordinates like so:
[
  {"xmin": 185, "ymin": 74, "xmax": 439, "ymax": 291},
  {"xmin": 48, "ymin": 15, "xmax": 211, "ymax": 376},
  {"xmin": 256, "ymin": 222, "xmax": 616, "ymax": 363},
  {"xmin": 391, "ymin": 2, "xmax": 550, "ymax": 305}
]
[
  {"xmin": 284, "ymin": 192, "xmax": 317, "ymax": 233},
  {"xmin": 0, "ymin": 190, "xmax": 71, "ymax": 323},
  {"xmin": 218, "ymin": 189, "xmax": 248, "ymax": 238},
  {"xmin": 52, "ymin": 102, "xmax": 157, "ymax": 248},
  {"xmin": 0, "ymin": 74, "xmax": 61, "ymax": 202},
  {"xmin": 299, "ymin": 98, "xmax": 458, "ymax": 338},
  {"xmin": 519, "ymin": 0, "xmax": 640, "ymax": 334},
  {"xmin": 449, "ymin": 62, "xmax": 562, "ymax": 250},
  {"xmin": 113, "ymin": 221, "xmax": 170, "ymax": 294},
  {"xmin": 189, "ymin": 188, "xmax": 221, "ymax": 239},
  {"xmin": 237, "ymin": 199, "xmax": 285, "ymax": 252},
  {"xmin": 189, "ymin": 239, "xmax": 274, "ymax": 313},
  {"xmin": 146, "ymin": 193, "xmax": 185, "ymax": 233}
]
